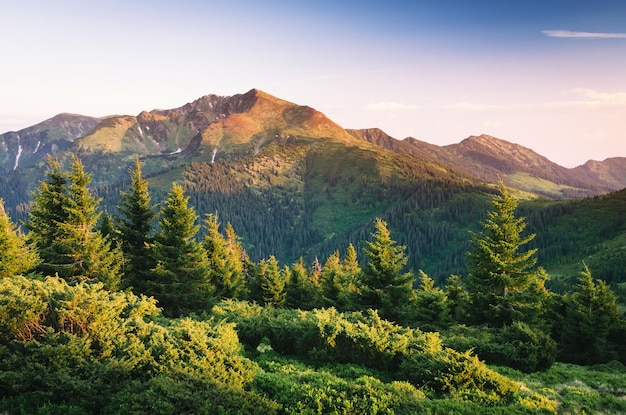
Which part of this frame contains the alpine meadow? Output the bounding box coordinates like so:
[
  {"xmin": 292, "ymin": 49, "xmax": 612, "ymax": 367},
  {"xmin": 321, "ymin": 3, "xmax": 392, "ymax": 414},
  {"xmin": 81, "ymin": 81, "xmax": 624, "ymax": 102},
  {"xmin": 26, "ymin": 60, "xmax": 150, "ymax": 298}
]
[{"xmin": 0, "ymin": 89, "xmax": 625, "ymax": 414}]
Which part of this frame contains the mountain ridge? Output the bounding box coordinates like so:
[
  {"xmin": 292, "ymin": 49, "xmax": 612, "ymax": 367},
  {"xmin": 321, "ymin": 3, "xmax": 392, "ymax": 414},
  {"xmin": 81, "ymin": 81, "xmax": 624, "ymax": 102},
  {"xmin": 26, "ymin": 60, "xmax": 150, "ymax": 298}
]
[{"xmin": 1, "ymin": 89, "xmax": 624, "ymax": 198}]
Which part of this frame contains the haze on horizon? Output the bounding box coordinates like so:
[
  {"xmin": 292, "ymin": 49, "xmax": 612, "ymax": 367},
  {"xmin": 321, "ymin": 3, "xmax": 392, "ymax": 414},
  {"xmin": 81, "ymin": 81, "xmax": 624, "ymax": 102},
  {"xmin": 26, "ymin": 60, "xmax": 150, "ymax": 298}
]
[{"xmin": 1, "ymin": 0, "xmax": 625, "ymax": 168}]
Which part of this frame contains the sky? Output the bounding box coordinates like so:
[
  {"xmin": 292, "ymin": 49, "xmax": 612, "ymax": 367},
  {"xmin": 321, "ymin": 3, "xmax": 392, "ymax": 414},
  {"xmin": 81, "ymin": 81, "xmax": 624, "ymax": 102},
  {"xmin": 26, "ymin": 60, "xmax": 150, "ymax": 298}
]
[{"xmin": 1, "ymin": 0, "xmax": 625, "ymax": 167}]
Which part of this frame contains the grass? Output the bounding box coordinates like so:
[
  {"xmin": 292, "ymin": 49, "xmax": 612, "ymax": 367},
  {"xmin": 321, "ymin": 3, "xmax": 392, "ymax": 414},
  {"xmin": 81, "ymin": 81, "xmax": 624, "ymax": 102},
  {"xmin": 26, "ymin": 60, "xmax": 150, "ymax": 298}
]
[{"xmin": 494, "ymin": 361, "xmax": 626, "ymax": 415}]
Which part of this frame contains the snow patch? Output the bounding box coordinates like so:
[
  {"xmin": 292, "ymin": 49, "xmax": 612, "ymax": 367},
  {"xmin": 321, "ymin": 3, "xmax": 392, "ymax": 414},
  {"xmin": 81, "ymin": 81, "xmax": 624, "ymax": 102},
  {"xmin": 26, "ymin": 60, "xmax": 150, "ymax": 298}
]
[
  {"xmin": 138, "ymin": 125, "xmax": 143, "ymax": 136},
  {"xmin": 211, "ymin": 148, "xmax": 217, "ymax": 163},
  {"xmin": 34, "ymin": 140, "xmax": 41, "ymax": 153},
  {"xmin": 169, "ymin": 148, "xmax": 182, "ymax": 155},
  {"xmin": 14, "ymin": 145, "xmax": 22, "ymax": 170}
]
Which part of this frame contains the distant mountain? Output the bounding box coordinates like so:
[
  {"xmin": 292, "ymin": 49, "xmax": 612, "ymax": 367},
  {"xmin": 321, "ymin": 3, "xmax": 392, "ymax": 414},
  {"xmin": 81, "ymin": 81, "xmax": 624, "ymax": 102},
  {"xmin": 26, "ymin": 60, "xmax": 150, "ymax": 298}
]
[
  {"xmin": 349, "ymin": 130, "xmax": 624, "ymax": 198},
  {"xmin": 0, "ymin": 113, "xmax": 101, "ymax": 172}
]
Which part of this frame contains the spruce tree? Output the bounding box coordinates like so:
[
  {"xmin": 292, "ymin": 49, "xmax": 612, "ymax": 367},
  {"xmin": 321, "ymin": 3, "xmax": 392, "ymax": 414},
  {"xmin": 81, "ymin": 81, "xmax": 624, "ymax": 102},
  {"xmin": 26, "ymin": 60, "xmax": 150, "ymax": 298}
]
[
  {"xmin": 25, "ymin": 156, "xmax": 69, "ymax": 267},
  {"xmin": 203, "ymin": 213, "xmax": 247, "ymax": 300},
  {"xmin": 286, "ymin": 257, "xmax": 320, "ymax": 309},
  {"xmin": 409, "ymin": 270, "xmax": 449, "ymax": 331},
  {"xmin": 116, "ymin": 157, "xmax": 157, "ymax": 291},
  {"xmin": 0, "ymin": 199, "xmax": 40, "ymax": 279},
  {"xmin": 148, "ymin": 183, "xmax": 212, "ymax": 316},
  {"xmin": 320, "ymin": 249, "xmax": 360, "ymax": 311},
  {"xmin": 25, "ymin": 156, "xmax": 122, "ymax": 289},
  {"xmin": 465, "ymin": 183, "xmax": 547, "ymax": 327},
  {"xmin": 258, "ymin": 255, "xmax": 286, "ymax": 307},
  {"xmin": 558, "ymin": 263, "xmax": 623, "ymax": 364},
  {"xmin": 361, "ymin": 218, "xmax": 414, "ymax": 321}
]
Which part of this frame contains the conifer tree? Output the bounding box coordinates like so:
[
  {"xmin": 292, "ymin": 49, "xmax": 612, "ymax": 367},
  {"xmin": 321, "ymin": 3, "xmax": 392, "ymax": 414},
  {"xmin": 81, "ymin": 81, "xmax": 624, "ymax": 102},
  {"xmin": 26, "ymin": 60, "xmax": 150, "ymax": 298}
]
[
  {"xmin": 258, "ymin": 255, "xmax": 286, "ymax": 307},
  {"xmin": 25, "ymin": 156, "xmax": 122, "ymax": 289},
  {"xmin": 148, "ymin": 183, "xmax": 212, "ymax": 316},
  {"xmin": 25, "ymin": 157, "xmax": 69, "ymax": 262},
  {"xmin": 444, "ymin": 274, "xmax": 470, "ymax": 322},
  {"xmin": 321, "ymin": 251, "xmax": 344, "ymax": 307},
  {"xmin": 558, "ymin": 263, "xmax": 623, "ymax": 364},
  {"xmin": 465, "ymin": 183, "xmax": 547, "ymax": 327},
  {"xmin": 203, "ymin": 213, "xmax": 247, "ymax": 300},
  {"xmin": 361, "ymin": 218, "xmax": 414, "ymax": 321},
  {"xmin": 286, "ymin": 257, "xmax": 320, "ymax": 309},
  {"xmin": 343, "ymin": 243, "xmax": 361, "ymax": 277},
  {"xmin": 0, "ymin": 199, "xmax": 40, "ymax": 279},
  {"xmin": 116, "ymin": 157, "xmax": 157, "ymax": 291},
  {"xmin": 411, "ymin": 270, "xmax": 449, "ymax": 331},
  {"xmin": 320, "ymin": 249, "xmax": 360, "ymax": 310}
]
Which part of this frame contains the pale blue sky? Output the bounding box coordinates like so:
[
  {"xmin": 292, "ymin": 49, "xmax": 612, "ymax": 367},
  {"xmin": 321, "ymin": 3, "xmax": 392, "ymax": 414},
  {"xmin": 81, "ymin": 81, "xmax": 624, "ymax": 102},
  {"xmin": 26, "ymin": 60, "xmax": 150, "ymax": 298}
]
[{"xmin": 1, "ymin": 0, "xmax": 625, "ymax": 167}]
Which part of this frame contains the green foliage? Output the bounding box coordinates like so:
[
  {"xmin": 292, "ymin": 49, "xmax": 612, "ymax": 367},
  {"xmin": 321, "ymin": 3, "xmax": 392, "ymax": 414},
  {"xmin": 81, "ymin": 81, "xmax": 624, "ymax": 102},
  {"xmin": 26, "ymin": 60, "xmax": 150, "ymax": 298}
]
[
  {"xmin": 443, "ymin": 323, "xmax": 557, "ymax": 373},
  {"xmin": 557, "ymin": 263, "xmax": 624, "ymax": 365},
  {"xmin": 361, "ymin": 218, "xmax": 415, "ymax": 322},
  {"xmin": 399, "ymin": 333, "xmax": 519, "ymax": 403},
  {"xmin": 285, "ymin": 257, "xmax": 322, "ymax": 309},
  {"xmin": 0, "ymin": 276, "xmax": 272, "ymax": 414},
  {"xmin": 25, "ymin": 156, "xmax": 122, "ymax": 290},
  {"xmin": 320, "ymin": 249, "xmax": 360, "ymax": 311},
  {"xmin": 466, "ymin": 183, "xmax": 547, "ymax": 327},
  {"xmin": 212, "ymin": 300, "xmax": 522, "ymax": 404},
  {"xmin": 0, "ymin": 199, "xmax": 40, "ymax": 279},
  {"xmin": 253, "ymin": 353, "xmax": 428, "ymax": 415},
  {"xmin": 257, "ymin": 255, "xmax": 286, "ymax": 307},
  {"xmin": 497, "ymin": 361, "xmax": 626, "ymax": 415},
  {"xmin": 408, "ymin": 270, "xmax": 451, "ymax": 331},
  {"xmin": 146, "ymin": 182, "xmax": 213, "ymax": 316},
  {"xmin": 203, "ymin": 213, "xmax": 248, "ymax": 300},
  {"xmin": 115, "ymin": 156, "xmax": 157, "ymax": 292}
]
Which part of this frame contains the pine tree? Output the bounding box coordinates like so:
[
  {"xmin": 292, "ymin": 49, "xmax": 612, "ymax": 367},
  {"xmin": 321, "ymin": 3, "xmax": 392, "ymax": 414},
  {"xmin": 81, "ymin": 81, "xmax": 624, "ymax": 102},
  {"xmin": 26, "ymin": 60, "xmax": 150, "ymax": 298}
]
[
  {"xmin": 444, "ymin": 274, "xmax": 470, "ymax": 323},
  {"xmin": 410, "ymin": 270, "xmax": 449, "ymax": 331},
  {"xmin": 116, "ymin": 157, "xmax": 157, "ymax": 291},
  {"xmin": 558, "ymin": 263, "xmax": 623, "ymax": 364},
  {"xmin": 25, "ymin": 156, "xmax": 69, "ymax": 268},
  {"xmin": 465, "ymin": 183, "xmax": 547, "ymax": 327},
  {"xmin": 258, "ymin": 255, "xmax": 286, "ymax": 307},
  {"xmin": 203, "ymin": 213, "xmax": 247, "ymax": 300},
  {"xmin": 361, "ymin": 218, "xmax": 414, "ymax": 321},
  {"xmin": 286, "ymin": 257, "xmax": 321, "ymax": 309},
  {"xmin": 320, "ymin": 249, "xmax": 360, "ymax": 311},
  {"xmin": 25, "ymin": 156, "xmax": 122, "ymax": 289},
  {"xmin": 0, "ymin": 199, "xmax": 40, "ymax": 279},
  {"xmin": 148, "ymin": 183, "xmax": 212, "ymax": 316}
]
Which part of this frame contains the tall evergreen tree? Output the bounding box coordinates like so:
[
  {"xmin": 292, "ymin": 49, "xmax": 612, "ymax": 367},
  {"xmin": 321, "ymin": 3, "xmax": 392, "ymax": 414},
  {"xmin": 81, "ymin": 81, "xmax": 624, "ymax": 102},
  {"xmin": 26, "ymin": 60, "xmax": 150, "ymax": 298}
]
[
  {"xmin": 558, "ymin": 263, "xmax": 624, "ymax": 364},
  {"xmin": 465, "ymin": 183, "xmax": 547, "ymax": 327},
  {"xmin": 257, "ymin": 255, "xmax": 286, "ymax": 307},
  {"xmin": 115, "ymin": 157, "xmax": 157, "ymax": 291},
  {"xmin": 360, "ymin": 218, "xmax": 414, "ymax": 321},
  {"xmin": 148, "ymin": 183, "xmax": 212, "ymax": 316},
  {"xmin": 0, "ymin": 199, "xmax": 40, "ymax": 279},
  {"xmin": 320, "ymin": 249, "xmax": 360, "ymax": 311},
  {"xmin": 25, "ymin": 156, "xmax": 122, "ymax": 289},
  {"xmin": 410, "ymin": 270, "xmax": 450, "ymax": 331},
  {"xmin": 286, "ymin": 257, "xmax": 321, "ymax": 309},
  {"xmin": 203, "ymin": 213, "xmax": 247, "ymax": 300},
  {"xmin": 25, "ymin": 157, "xmax": 69, "ymax": 265}
]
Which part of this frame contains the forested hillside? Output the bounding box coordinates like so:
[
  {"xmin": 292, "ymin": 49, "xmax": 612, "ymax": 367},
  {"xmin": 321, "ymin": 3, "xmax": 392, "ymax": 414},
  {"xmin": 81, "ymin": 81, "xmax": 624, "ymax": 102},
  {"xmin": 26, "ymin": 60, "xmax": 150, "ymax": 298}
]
[{"xmin": 0, "ymin": 157, "xmax": 624, "ymax": 414}]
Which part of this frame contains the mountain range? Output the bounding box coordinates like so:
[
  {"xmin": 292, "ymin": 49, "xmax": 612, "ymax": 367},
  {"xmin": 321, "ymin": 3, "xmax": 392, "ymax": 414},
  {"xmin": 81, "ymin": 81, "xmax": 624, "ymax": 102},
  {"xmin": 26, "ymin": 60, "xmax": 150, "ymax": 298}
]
[
  {"xmin": 1, "ymin": 89, "xmax": 625, "ymax": 288},
  {"xmin": 2, "ymin": 88, "xmax": 624, "ymax": 199}
]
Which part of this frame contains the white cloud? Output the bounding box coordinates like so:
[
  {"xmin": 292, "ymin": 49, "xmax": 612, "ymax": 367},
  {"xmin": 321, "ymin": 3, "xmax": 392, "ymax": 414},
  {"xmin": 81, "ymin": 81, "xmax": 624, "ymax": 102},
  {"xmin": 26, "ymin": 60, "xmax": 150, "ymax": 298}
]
[
  {"xmin": 367, "ymin": 102, "xmax": 419, "ymax": 111},
  {"xmin": 542, "ymin": 30, "xmax": 626, "ymax": 39}
]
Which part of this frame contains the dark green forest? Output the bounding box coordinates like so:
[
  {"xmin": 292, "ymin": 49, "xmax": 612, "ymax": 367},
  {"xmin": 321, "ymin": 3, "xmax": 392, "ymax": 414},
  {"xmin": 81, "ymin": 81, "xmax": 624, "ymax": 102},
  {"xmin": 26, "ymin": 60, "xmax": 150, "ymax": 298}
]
[{"xmin": 0, "ymin": 156, "xmax": 625, "ymax": 414}]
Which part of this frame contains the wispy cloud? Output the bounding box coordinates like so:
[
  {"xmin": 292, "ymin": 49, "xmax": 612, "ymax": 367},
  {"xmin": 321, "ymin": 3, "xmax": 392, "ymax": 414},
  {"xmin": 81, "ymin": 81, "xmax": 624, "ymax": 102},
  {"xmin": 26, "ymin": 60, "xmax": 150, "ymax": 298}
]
[
  {"xmin": 543, "ymin": 30, "xmax": 626, "ymax": 39},
  {"xmin": 368, "ymin": 102, "xmax": 420, "ymax": 111}
]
